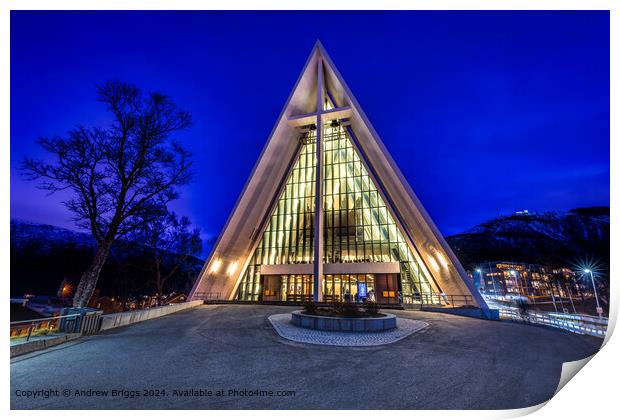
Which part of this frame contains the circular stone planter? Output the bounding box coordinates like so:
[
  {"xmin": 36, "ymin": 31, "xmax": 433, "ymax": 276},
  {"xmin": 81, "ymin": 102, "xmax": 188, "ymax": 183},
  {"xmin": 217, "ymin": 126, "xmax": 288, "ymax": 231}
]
[{"xmin": 291, "ymin": 310, "xmax": 397, "ymax": 332}]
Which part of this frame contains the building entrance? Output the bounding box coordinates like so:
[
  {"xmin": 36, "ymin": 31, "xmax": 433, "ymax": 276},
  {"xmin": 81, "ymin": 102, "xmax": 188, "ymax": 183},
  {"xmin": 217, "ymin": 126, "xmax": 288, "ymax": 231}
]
[
  {"xmin": 259, "ymin": 273, "xmax": 400, "ymax": 304},
  {"xmin": 322, "ymin": 273, "xmax": 400, "ymax": 304},
  {"xmin": 260, "ymin": 274, "xmax": 313, "ymax": 302}
]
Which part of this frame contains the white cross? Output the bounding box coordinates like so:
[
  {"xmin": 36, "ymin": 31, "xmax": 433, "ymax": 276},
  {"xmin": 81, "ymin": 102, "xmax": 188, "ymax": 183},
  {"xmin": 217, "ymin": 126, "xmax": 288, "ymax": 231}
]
[
  {"xmin": 287, "ymin": 105, "xmax": 352, "ymax": 128},
  {"xmin": 283, "ymin": 57, "xmax": 357, "ymax": 302}
]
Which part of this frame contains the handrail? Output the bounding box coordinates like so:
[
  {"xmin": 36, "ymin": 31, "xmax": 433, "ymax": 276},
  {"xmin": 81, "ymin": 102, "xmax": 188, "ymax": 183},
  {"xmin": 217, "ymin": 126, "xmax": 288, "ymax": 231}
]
[
  {"xmin": 416, "ymin": 293, "xmax": 475, "ymax": 308},
  {"xmin": 193, "ymin": 292, "xmax": 222, "ymax": 301},
  {"xmin": 11, "ymin": 310, "xmax": 103, "ymax": 342},
  {"xmin": 499, "ymin": 307, "xmax": 607, "ymax": 337},
  {"xmin": 10, "ymin": 313, "xmax": 80, "ymax": 326},
  {"xmin": 192, "ymin": 291, "xmax": 478, "ymax": 307},
  {"xmin": 10, "ymin": 314, "xmax": 71, "ymax": 342}
]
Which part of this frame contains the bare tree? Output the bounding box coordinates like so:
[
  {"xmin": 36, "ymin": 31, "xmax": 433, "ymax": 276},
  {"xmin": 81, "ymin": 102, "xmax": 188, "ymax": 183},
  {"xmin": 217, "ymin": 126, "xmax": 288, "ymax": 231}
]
[
  {"xmin": 133, "ymin": 211, "xmax": 202, "ymax": 305},
  {"xmin": 22, "ymin": 81, "xmax": 193, "ymax": 307}
]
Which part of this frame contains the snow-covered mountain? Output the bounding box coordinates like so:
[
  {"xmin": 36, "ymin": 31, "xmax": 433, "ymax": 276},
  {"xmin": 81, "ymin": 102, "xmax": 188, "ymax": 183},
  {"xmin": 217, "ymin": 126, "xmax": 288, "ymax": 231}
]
[
  {"xmin": 11, "ymin": 205, "xmax": 610, "ymax": 296},
  {"xmin": 446, "ymin": 207, "xmax": 610, "ymax": 270},
  {"xmin": 10, "ymin": 219, "xmax": 204, "ymax": 297},
  {"xmin": 11, "ymin": 218, "xmax": 95, "ymax": 250}
]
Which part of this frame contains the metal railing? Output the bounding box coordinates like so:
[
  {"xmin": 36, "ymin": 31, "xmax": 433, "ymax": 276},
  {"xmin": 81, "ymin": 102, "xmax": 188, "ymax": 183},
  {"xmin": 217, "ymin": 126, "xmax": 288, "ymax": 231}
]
[
  {"xmin": 11, "ymin": 309, "xmax": 103, "ymax": 342},
  {"xmin": 416, "ymin": 293, "xmax": 476, "ymax": 308},
  {"xmin": 499, "ymin": 307, "xmax": 607, "ymax": 338},
  {"xmin": 286, "ymin": 294, "xmax": 314, "ymax": 303},
  {"xmin": 10, "ymin": 313, "xmax": 78, "ymax": 341},
  {"xmin": 193, "ymin": 292, "xmax": 222, "ymax": 301},
  {"xmin": 192, "ymin": 291, "xmax": 478, "ymax": 308}
]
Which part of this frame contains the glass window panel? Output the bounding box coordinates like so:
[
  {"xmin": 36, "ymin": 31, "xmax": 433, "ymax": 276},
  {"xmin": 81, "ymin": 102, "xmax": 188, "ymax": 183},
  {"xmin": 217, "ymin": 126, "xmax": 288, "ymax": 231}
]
[{"xmin": 236, "ymin": 124, "xmax": 441, "ymax": 301}]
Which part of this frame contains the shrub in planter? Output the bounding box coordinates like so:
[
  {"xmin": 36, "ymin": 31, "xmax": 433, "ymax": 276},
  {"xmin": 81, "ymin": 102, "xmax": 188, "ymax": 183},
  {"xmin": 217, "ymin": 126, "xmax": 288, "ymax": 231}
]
[
  {"xmin": 330, "ymin": 300, "xmax": 343, "ymax": 314},
  {"xmin": 303, "ymin": 300, "xmax": 317, "ymax": 315},
  {"xmin": 339, "ymin": 302, "xmax": 359, "ymax": 317},
  {"xmin": 364, "ymin": 301, "xmax": 380, "ymax": 316}
]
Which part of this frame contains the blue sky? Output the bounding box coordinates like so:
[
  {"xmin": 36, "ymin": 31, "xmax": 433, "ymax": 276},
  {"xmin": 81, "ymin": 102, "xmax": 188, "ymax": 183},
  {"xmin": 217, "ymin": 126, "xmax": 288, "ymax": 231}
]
[{"xmin": 10, "ymin": 11, "xmax": 610, "ymax": 252}]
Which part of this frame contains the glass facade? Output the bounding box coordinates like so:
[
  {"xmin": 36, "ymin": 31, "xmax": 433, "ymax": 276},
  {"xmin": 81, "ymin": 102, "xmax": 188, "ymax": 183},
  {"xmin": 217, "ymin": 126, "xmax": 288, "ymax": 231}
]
[
  {"xmin": 322, "ymin": 124, "xmax": 437, "ymax": 302},
  {"xmin": 323, "ymin": 274, "xmax": 400, "ymax": 304},
  {"xmin": 236, "ymin": 130, "xmax": 317, "ymax": 301},
  {"xmin": 235, "ymin": 119, "xmax": 441, "ymax": 303},
  {"xmin": 262, "ymin": 274, "xmax": 314, "ymax": 302}
]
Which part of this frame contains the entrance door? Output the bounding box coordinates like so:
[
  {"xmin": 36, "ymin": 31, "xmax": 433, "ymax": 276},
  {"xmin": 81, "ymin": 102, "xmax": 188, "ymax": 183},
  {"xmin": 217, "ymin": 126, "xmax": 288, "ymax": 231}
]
[
  {"xmin": 285, "ymin": 275, "xmax": 313, "ymax": 302},
  {"xmin": 375, "ymin": 274, "xmax": 399, "ymax": 304},
  {"xmin": 260, "ymin": 275, "xmax": 282, "ymax": 302}
]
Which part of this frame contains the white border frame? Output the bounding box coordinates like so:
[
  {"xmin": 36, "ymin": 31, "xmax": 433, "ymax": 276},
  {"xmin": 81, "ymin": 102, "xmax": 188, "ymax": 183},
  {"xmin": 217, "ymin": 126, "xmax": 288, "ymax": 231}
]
[{"xmin": 2, "ymin": 3, "xmax": 617, "ymax": 420}]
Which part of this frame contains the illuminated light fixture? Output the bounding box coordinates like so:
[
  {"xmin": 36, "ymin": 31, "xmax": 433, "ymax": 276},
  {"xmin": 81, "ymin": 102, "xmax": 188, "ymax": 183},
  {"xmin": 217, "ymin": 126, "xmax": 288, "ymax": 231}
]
[
  {"xmin": 510, "ymin": 270, "xmax": 517, "ymax": 275},
  {"xmin": 584, "ymin": 268, "xmax": 591, "ymax": 273},
  {"xmin": 210, "ymin": 259, "xmax": 222, "ymax": 274},
  {"xmin": 435, "ymin": 252, "xmax": 448, "ymax": 269},
  {"xmin": 428, "ymin": 255, "xmax": 440, "ymax": 272},
  {"xmin": 476, "ymin": 269, "xmax": 482, "ymax": 273},
  {"xmin": 227, "ymin": 262, "xmax": 238, "ymax": 276}
]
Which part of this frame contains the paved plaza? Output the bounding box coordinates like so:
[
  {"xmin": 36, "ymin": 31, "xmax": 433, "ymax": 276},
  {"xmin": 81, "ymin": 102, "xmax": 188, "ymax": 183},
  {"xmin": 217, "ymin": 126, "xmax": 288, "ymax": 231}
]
[
  {"xmin": 269, "ymin": 313, "xmax": 429, "ymax": 346},
  {"xmin": 11, "ymin": 304, "xmax": 602, "ymax": 409}
]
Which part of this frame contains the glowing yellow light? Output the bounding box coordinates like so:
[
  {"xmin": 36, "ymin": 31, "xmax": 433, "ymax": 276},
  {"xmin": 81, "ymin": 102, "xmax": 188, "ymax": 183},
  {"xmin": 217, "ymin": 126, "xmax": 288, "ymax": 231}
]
[
  {"xmin": 210, "ymin": 259, "xmax": 222, "ymax": 274},
  {"xmin": 227, "ymin": 262, "xmax": 238, "ymax": 276},
  {"xmin": 60, "ymin": 283, "xmax": 73, "ymax": 297},
  {"xmin": 436, "ymin": 252, "xmax": 448, "ymax": 269},
  {"xmin": 428, "ymin": 255, "xmax": 440, "ymax": 272}
]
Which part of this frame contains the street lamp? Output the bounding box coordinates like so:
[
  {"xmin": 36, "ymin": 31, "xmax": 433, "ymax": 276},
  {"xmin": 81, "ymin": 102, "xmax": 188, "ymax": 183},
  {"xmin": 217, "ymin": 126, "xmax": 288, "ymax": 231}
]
[
  {"xmin": 475, "ymin": 269, "xmax": 484, "ymax": 294},
  {"xmin": 584, "ymin": 269, "xmax": 603, "ymax": 317}
]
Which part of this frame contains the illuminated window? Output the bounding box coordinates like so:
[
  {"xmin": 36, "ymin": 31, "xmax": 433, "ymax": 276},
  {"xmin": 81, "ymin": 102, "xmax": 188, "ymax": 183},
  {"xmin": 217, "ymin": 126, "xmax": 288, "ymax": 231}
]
[
  {"xmin": 235, "ymin": 124, "xmax": 440, "ymax": 301},
  {"xmin": 236, "ymin": 130, "xmax": 317, "ymax": 301}
]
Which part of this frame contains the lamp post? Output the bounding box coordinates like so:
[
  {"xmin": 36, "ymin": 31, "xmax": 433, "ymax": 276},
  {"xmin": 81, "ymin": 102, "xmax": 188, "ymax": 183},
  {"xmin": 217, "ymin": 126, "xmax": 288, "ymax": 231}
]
[
  {"xmin": 475, "ymin": 269, "xmax": 482, "ymax": 292},
  {"xmin": 584, "ymin": 269, "xmax": 603, "ymax": 317}
]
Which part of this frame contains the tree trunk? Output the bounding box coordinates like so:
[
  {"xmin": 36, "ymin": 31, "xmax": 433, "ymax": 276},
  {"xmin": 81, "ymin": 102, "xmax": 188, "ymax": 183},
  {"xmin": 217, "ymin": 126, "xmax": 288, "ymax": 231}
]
[
  {"xmin": 72, "ymin": 242, "xmax": 112, "ymax": 308},
  {"xmin": 156, "ymin": 278, "xmax": 163, "ymax": 306},
  {"xmin": 154, "ymin": 255, "xmax": 162, "ymax": 306}
]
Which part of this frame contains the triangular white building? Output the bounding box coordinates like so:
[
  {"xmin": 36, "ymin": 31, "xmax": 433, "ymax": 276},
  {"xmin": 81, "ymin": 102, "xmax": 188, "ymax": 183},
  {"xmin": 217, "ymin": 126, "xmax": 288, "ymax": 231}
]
[{"xmin": 190, "ymin": 42, "xmax": 488, "ymax": 312}]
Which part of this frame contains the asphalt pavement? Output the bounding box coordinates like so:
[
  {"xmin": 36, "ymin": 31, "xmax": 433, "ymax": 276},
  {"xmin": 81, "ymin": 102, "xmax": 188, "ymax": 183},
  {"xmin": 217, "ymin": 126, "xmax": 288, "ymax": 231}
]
[{"xmin": 10, "ymin": 304, "xmax": 603, "ymax": 409}]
